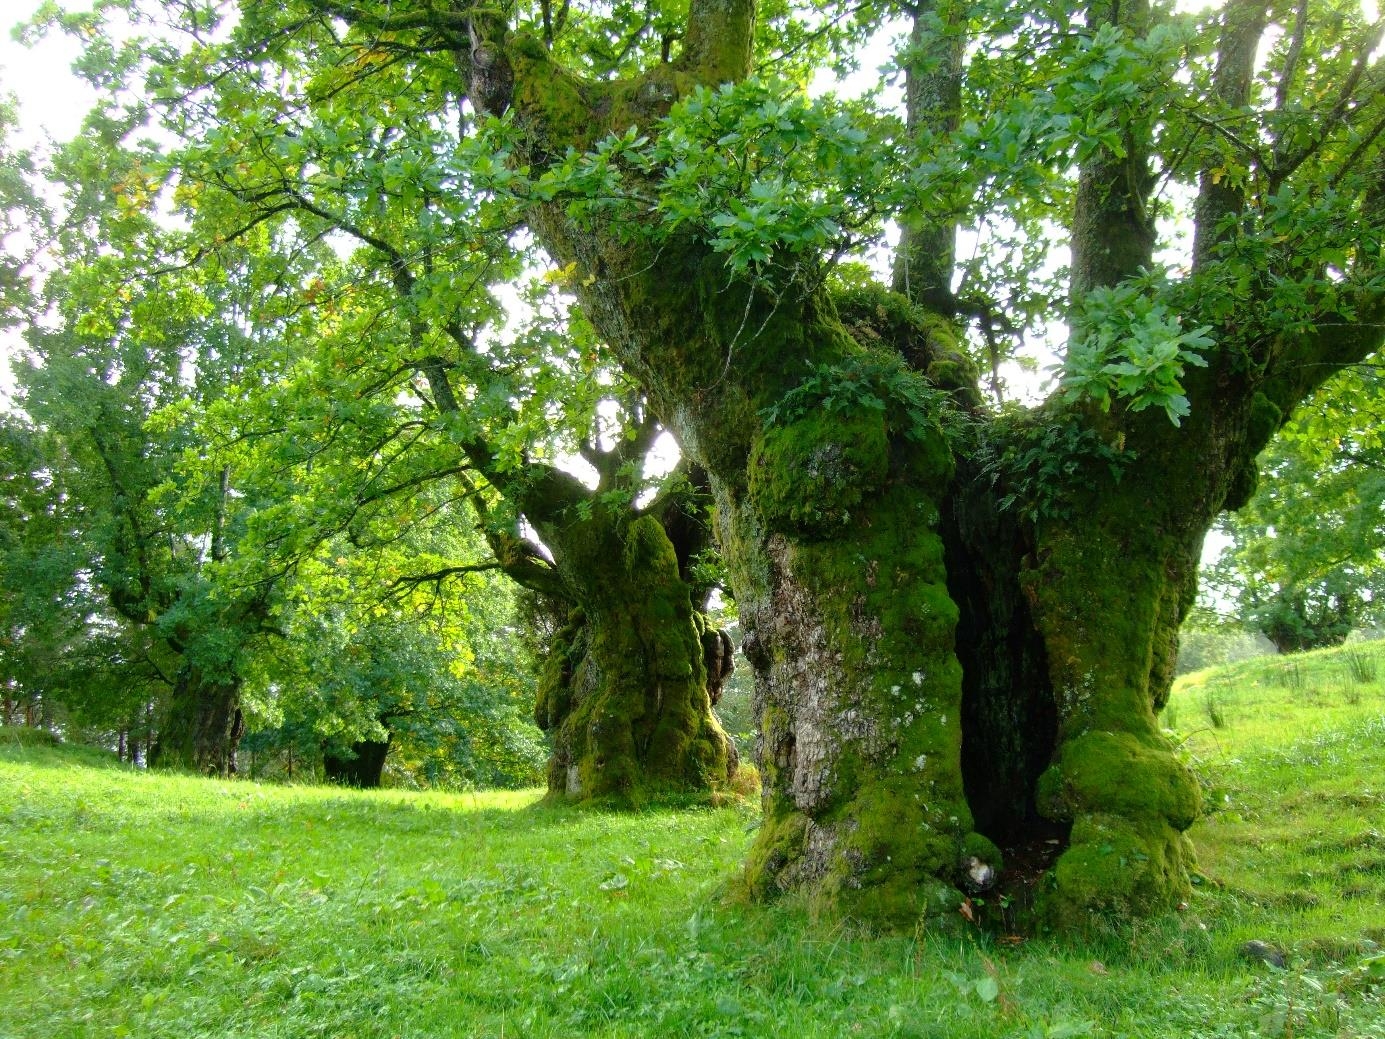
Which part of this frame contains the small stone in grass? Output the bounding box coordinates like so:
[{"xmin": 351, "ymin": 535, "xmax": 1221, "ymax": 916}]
[{"xmin": 1240, "ymin": 940, "xmax": 1287, "ymax": 969}]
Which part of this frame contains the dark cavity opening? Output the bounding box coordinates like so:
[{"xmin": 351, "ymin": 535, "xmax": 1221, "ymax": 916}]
[{"xmin": 941, "ymin": 495, "xmax": 1064, "ymax": 849}]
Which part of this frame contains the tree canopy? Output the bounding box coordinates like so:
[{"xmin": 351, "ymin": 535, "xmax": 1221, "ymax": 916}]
[{"xmin": 1209, "ymin": 364, "xmax": 1385, "ymax": 651}]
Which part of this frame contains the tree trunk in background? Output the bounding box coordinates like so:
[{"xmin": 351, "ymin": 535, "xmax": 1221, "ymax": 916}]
[
  {"xmin": 149, "ymin": 666, "xmax": 243, "ymax": 776},
  {"xmin": 533, "ymin": 506, "xmax": 735, "ymax": 801},
  {"xmin": 323, "ymin": 735, "xmax": 392, "ymax": 788}
]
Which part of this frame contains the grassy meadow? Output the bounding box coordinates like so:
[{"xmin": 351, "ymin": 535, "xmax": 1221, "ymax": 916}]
[{"xmin": 3, "ymin": 639, "xmax": 1384, "ymax": 1038}]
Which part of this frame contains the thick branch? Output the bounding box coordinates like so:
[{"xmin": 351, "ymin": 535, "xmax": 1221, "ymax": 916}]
[
  {"xmin": 387, "ymin": 561, "xmax": 504, "ymax": 594},
  {"xmin": 679, "ymin": 0, "xmax": 755, "ymax": 83},
  {"xmin": 1192, "ymin": 0, "xmax": 1270, "ymax": 268},
  {"xmin": 892, "ymin": 0, "xmax": 964, "ymax": 314},
  {"xmin": 1069, "ymin": 0, "xmax": 1157, "ymax": 297},
  {"xmin": 1260, "ymin": 311, "xmax": 1385, "ymax": 422}
]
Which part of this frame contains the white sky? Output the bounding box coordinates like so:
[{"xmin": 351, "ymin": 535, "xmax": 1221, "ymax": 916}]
[{"xmin": 1, "ymin": 1, "xmax": 95, "ymax": 146}]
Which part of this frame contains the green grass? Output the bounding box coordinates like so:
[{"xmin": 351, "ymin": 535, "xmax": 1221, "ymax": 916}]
[
  {"xmin": 1167, "ymin": 638, "xmax": 1385, "ymax": 759},
  {"xmin": 3, "ymin": 643, "xmax": 1385, "ymax": 1039}
]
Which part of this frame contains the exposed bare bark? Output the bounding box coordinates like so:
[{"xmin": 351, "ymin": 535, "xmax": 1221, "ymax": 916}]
[
  {"xmin": 1070, "ymin": 0, "xmax": 1156, "ymax": 297},
  {"xmin": 1192, "ymin": 0, "xmax": 1271, "ymax": 268},
  {"xmin": 892, "ymin": 0, "xmax": 964, "ymax": 313}
]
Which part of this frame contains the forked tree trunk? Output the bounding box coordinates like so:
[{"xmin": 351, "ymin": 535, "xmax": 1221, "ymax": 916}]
[
  {"xmin": 149, "ymin": 665, "xmax": 244, "ymax": 777},
  {"xmin": 494, "ymin": 30, "xmax": 1342, "ymax": 925},
  {"xmin": 533, "ymin": 506, "xmax": 735, "ymax": 800}
]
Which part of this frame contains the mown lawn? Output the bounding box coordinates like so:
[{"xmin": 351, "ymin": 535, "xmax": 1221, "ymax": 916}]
[{"xmin": 3, "ymin": 640, "xmax": 1384, "ymax": 1038}]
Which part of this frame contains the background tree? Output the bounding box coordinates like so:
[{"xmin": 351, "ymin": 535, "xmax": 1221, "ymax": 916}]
[
  {"xmin": 1210, "ymin": 364, "xmax": 1385, "ymax": 652},
  {"xmin": 249, "ymin": 492, "xmax": 547, "ymax": 789},
  {"xmin": 150, "ymin": 90, "xmax": 740, "ymax": 802},
  {"xmin": 7, "ymin": 109, "xmax": 339, "ymax": 772}
]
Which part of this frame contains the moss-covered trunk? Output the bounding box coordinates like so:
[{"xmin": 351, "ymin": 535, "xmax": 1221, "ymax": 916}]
[
  {"xmin": 1019, "ymin": 504, "xmax": 1203, "ymax": 924},
  {"xmin": 149, "ymin": 665, "xmax": 243, "ymax": 777},
  {"xmin": 500, "ymin": 43, "xmax": 1255, "ymax": 924},
  {"xmin": 532, "ymin": 505, "xmax": 734, "ymax": 801},
  {"xmin": 723, "ymin": 466, "xmax": 994, "ymax": 925}
]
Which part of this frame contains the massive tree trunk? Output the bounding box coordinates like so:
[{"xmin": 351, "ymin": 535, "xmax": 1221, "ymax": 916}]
[
  {"xmin": 323, "ymin": 734, "xmax": 392, "ymax": 788},
  {"xmin": 149, "ymin": 664, "xmax": 243, "ymax": 777},
  {"xmin": 309, "ymin": 0, "xmax": 1384, "ymax": 928},
  {"xmin": 414, "ymin": 360, "xmax": 736, "ymax": 804},
  {"xmin": 527, "ymin": 212, "xmax": 1001, "ymax": 916},
  {"xmin": 531, "ymin": 499, "xmax": 735, "ymax": 801},
  {"xmin": 503, "ymin": 148, "xmax": 1263, "ymax": 931}
]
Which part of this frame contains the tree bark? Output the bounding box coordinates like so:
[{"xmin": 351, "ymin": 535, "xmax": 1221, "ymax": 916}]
[
  {"xmin": 323, "ymin": 735, "xmax": 392, "ymax": 788},
  {"xmin": 522, "ymin": 181, "xmax": 992, "ymax": 916},
  {"xmin": 149, "ymin": 665, "xmax": 243, "ymax": 777},
  {"xmin": 532, "ymin": 501, "xmax": 735, "ymax": 800}
]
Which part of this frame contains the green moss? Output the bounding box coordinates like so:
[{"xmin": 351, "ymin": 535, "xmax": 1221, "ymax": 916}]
[
  {"xmin": 1040, "ymin": 814, "xmax": 1194, "ymax": 927},
  {"xmin": 741, "ymin": 811, "xmax": 809, "ymax": 900},
  {"xmin": 829, "ymin": 279, "xmax": 982, "ymax": 408},
  {"xmin": 510, "ymin": 35, "xmax": 702, "ymax": 156},
  {"xmin": 1221, "ymin": 394, "xmax": 1282, "ymax": 512},
  {"xmin": 831, "ymin": 280, "xmax": 958, "ymax": 358},
  {"xmin": 741, "ymin": 454, "xmax": 971, "ymax": 928},
  {"xmin": 831, "ymin": 774, "xmax": 970, "ymax": 927},
  {"xmin": 747, "ymin": 409, "xmax": 889, "ymax": 535},
  {"xmin": 926, "ymin": 356, "xmax": 984, "ymax": 409},
  {"xmin": 1040, "ymin": 730, "xmax": 1200, "ymax": 830},
  {"xmin": 539, "ymin": 506, "xmax": 731, "ymax": 805},
  {"xmin": 1223, "ymin": 462, "xmax": 1259, "ymax": 512},
  {"xmin": 958, "ymin": 831, "xmax": 1003, "ymax": 872},
  {"xmin": 1245, "ymin": 391, "xmax": 1283, "ymax": 453},
  {"xmin": 1016, "ymin": 435, "xmax": 1212, "ymax": 922}
]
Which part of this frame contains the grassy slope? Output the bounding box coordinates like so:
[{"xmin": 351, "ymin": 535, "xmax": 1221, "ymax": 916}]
[{"xmin": 2, "ymin": 643, "xmax": 1383, "ymax": 1039}]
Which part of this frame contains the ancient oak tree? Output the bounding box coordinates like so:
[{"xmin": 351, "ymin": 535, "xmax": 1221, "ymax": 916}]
[{"xmin": 42, "ymin": 0, "xmax": 1385, "ymax": 925}]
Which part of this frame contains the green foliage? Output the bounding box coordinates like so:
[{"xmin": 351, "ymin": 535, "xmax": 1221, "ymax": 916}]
[
  {"xmin": 653, "ymin": 79, "xmax": 894, "ymax": 273},
  {"xmin": 974, "ymin": 414, "xmax": 1134, "ymax": 525},
  {"xmin": 759, "ymin": 352, "xmax": 950, "ymax": 446},
  {"xmin": 0, "ymin": 91, "xmax": 46, "ymax": 327},
  {"xmin": 1210, "ymin": 366, "xmax": 1385, "ymax": 649},
  {"xmin": 1059, "ymin": 280, "xmax": 1213, "ymax": 426}
]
